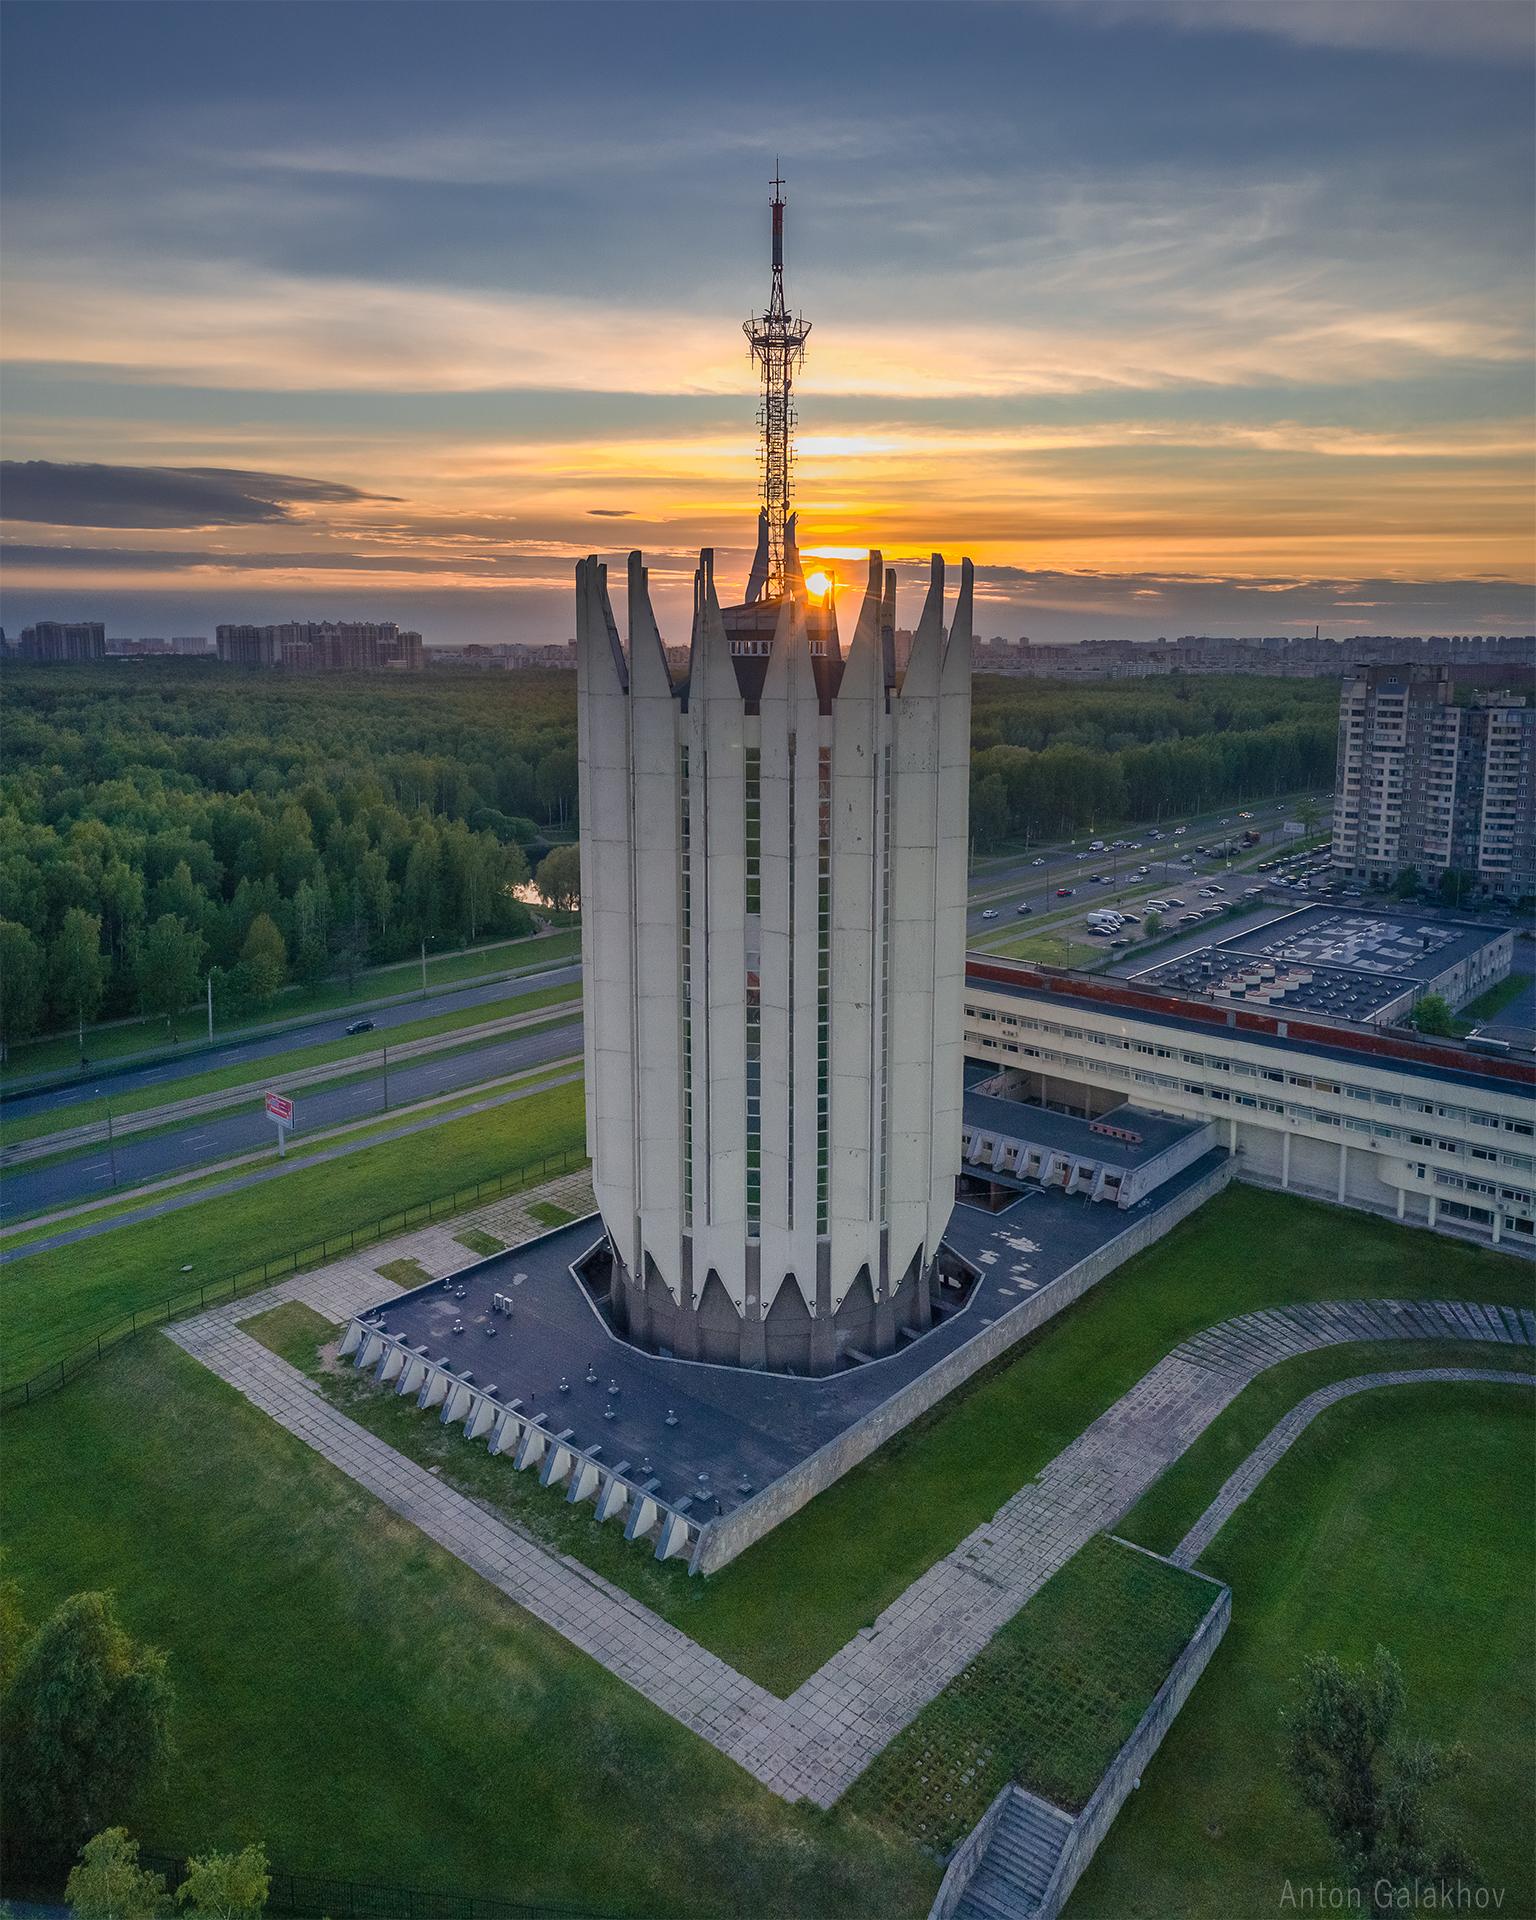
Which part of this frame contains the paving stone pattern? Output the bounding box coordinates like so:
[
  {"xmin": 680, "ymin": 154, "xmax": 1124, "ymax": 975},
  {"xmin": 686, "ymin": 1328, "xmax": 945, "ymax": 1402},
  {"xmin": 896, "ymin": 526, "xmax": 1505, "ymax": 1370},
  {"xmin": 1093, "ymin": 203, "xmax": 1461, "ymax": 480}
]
[
  {"xmin": 1171, "ymin": 1364, "xmax": 1534, "ymax": 1569},
  {"xmin": 463, "ymin": 1169, "xmax": 597, "ymax": 1257},
  {"xmin": 169, "ymin": 1284, "xmax": 1533, "ymax": 1810}
]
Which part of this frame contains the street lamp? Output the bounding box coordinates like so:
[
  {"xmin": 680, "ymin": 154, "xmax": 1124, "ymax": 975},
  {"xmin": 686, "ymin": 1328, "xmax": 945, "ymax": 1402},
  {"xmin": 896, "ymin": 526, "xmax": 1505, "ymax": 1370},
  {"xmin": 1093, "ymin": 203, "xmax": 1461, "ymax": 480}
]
[{"xmin": 98, "ymin": 1090, "xmax": 118, "ymax": 1189}]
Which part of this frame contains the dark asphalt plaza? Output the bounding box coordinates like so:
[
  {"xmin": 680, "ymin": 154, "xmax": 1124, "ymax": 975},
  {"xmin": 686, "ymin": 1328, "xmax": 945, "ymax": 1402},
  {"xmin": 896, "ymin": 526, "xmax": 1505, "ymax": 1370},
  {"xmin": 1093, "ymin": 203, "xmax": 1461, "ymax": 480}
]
[{"xmin": 353, "ymin": 1149, "xmax": 1228, "ymax": 1528}]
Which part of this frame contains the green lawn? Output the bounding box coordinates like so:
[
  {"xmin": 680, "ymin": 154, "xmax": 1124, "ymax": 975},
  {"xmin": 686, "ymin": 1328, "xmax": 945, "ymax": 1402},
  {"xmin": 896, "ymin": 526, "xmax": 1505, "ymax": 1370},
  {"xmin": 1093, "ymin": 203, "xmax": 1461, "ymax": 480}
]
[
  {"xmin": 844, "ymin": 1535, "xmax": 1217, "ymax": 1853},
  {"xmin": 981, "ymin": 930, "xmax": 1106, "ymax": 968},
  {"xmin": 1065, "ymin": 1384, "xmax": 1534, "ymax": 1918},
  {"xmin": 2, "ymin": 927, "xmax": 583, "ymax": 1084},
  {"xmin": 0, "ymin": 1075, "xmax": 588, "ymax": 1385},
  {"xmin": 298, "ymin": 1184, "xmax": 1531, "ymax": 1698},
  {"xmin": 1116, "ymin": 1337, "xmax": 1536, "ymax": 1558},
  {"xmin": 0, "ymin": 979, "xmax": 581, "ymax": 1152},
  {"xmin": 0, "ymin": 1333, "xmax": 935, "ymax": 1918},
  {"xmin": 1455, "ymin": 970, "xmax": 1533, "ymax": 1033}
]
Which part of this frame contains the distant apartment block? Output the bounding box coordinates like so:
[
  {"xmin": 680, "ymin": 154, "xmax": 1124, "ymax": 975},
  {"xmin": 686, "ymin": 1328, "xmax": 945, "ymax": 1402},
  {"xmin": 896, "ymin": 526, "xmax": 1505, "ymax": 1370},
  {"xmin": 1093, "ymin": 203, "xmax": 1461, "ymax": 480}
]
[
  {"xmin": 968, "ymin": 632, "xmax": 1535, "ymax": 684},
  {"xmin": 17, "ymin": 620, "xmax": 106, "ymax": 661},
  {"xmin": 1332, "ymin": 663, "xmax": 1533, "ymax": 901},
  {"xmin": 215, "ymin": 620, "xmax": 424, "ymax": 670},
  {"xmin": 105, "ymin": 635, "xmax": 214, "ymax": 657},
  {"xmin": 424, "ymin": 640, "xmax": 577, "ymax": 669}
]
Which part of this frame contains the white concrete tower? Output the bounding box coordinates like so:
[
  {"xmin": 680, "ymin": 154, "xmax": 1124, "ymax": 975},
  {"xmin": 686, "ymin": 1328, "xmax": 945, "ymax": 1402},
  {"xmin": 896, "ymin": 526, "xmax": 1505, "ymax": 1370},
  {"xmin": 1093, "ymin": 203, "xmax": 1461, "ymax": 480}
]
[{"xmin": 575, "ymin": 546, "xmax": 972, "ymax": 1371}]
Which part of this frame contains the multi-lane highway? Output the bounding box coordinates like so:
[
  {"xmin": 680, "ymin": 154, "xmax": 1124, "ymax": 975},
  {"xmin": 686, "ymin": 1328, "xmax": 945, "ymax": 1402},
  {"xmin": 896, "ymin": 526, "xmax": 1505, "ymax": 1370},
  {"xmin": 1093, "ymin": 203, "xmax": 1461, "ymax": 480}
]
[
  {"xmin": 3, "ymin": 962, "xmax": 582, "ymax": 1130},
  {"xmin": 2, "ymin": 1012, "xmax": 583, "ymax": 1224}
]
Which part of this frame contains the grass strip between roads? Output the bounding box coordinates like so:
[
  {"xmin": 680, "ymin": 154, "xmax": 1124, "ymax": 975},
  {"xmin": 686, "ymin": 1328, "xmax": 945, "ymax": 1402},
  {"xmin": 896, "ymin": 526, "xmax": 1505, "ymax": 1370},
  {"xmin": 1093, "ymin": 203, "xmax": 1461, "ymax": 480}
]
[
  {"xmin": 0, "ymin": 1074, "xmax": 588, "ymax": 1383},
  {"xmin": 2, "ymin": 926, "xmax": 584, "ymax": 1084},
  {"xmin": 0, "ymin": 979, "xmax": 581, "ymax": 1151}
]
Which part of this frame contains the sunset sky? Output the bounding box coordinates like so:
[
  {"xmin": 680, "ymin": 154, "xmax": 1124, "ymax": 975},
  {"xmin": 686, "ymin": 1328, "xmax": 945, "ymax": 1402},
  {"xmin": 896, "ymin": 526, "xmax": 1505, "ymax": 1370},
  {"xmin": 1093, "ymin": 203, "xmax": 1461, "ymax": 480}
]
[{"xmin": 2, "ymin": 0, "xmax": 1532, "ymax": 647}]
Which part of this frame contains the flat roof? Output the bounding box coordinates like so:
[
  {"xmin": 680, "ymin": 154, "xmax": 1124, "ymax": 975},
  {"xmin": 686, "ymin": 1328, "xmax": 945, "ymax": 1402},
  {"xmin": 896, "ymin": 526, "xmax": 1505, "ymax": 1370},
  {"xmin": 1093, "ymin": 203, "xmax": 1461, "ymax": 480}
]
[
  {"xmin": 964, "ymin": 957, "xmax": 1535, "ymax": 1102},
  {"xmin": 964, "ymin": 1083, "xmax": 1203, "ymax": 1169},
  {"xmin": 1127, "ymin": 905, "xmax": 1506, "ymax": 1022}
]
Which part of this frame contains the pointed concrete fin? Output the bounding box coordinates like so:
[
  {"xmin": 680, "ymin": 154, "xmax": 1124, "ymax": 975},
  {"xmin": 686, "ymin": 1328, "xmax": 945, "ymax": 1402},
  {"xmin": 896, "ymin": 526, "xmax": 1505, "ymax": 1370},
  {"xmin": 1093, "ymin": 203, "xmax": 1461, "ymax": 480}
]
[
  {"xmin": 627, "ymin": 551, "xmax": 671, "ymax": 696},
  {"xmin": 593, "ymin": 560, "xmax": 629, "ymax": 691},
  {"xmin": 759, "ymin": 585, "xmax": 806, "ymax": 707},
  {"xmin": 785, "ymin": 512, "xmax": 805, "ymax": 595},
  {"xmin": 696, "ymin": 548, "xmax": 735, "ymax": 701},
  {"xmin": 881, "ymin": 566, "xmax": 897, "ymax": 691},
  {"xmin": 745, "ymin": 510, "xmax": 770, "ymax": 605},
  {"xmin": 942, "ymin": 557, "xmax": 974, "ymax": 686},
  {"xmin": 838, "ymin": 549, "xmax": 882, "ymax": 704},
  {"xmin": 900, "ymin": 553, "xmax": 945, "ymax": 701}
]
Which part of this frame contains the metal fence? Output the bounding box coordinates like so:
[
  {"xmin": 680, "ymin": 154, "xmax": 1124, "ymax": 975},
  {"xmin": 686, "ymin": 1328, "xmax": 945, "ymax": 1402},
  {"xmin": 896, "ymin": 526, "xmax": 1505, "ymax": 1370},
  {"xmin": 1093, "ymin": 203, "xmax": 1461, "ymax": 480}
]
[
  {"xmin": 1, "ymin": 1147, "xmax": 591, "ymax": 1414},
  {"xmin": 130, "ymin": 1854, "xmax": 621, "ymax": 1920}
]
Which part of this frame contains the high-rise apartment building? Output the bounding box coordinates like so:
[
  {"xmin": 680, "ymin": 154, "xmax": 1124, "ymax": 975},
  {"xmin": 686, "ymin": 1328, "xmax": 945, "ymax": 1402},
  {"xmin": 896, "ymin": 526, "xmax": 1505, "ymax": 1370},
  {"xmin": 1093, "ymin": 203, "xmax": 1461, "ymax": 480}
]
[
  {"xmin": 215, "ymin": 621, "xmax": 424, "ymax": 669},
  {"xmin": 17, "ymin": 621, "xmax": 106, "ymax": 661},
  {"xmin": 1333, "ymin": 664, "xmax": 1533, "ymax": 900}
]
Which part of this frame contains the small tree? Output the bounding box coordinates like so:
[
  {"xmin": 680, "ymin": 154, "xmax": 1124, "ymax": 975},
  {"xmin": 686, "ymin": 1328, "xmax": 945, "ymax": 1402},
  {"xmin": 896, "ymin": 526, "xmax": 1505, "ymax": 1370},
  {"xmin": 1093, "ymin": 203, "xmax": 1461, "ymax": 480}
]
[
  {"xmin": 1282, "ymin": 1645, "xmax": 1475, "ymax": 1899},
  {"xmin": 1389, "ymin": 866, "xmax": 1420, "ymax": 901},
  {"xmin": 0, "ymin": 1592, "xmax": 174, "ymax": 1873},
  {"xmin": 534, "ymin": 843, "xmax": 581, "ymax": 911},
  {"xmin": 236, "ymin": 914, "xmax": 287, "ymax": 1008},
  {"xmin": 66, "ymin": 1828, "xmax": 166, "ymax": 1920},
  {"xmin": 1143, "ymin": 911, "xmax": 1162, "ymax": 937},
  {"xmin": 1413, "ymin": 992, "xmax": 1455, "ymax": 1037},
  {"xmin": 51, "ymin": 907, "xmax": 110, "ymax": 1050},
  {"xmin": 0, "ymin": 918, "xmax": 46, "ymax": 1061},
  {"xmin": 176, "ymin": 1843, "xmax": 269, "ymax": 1920},
  {"xmin": 136, "ymin": 915, "xmax": 208, "ymax": 1039}
]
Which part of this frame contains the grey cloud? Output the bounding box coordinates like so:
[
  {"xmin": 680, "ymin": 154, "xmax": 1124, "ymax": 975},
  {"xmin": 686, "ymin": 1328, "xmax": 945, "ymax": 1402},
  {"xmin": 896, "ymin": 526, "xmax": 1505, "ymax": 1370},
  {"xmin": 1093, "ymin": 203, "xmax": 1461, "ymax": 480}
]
[
  {"xmin": 0, "ymin": 461, "xmax": 394, "ymax": 530},
  {"xmin": 0, "ymin": 543, "xmax": 478, "ymax": 575}
]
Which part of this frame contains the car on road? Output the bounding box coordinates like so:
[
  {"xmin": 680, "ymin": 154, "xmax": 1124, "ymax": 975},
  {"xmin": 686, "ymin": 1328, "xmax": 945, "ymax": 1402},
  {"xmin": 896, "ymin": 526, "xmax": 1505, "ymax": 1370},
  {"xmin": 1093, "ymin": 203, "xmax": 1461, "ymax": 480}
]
[
  {"xmin": 1137, "ymin": 864, "xmax": 1149, "ymax": 874},
  {"xmin": 980, "ymin": 908, "xmax": 998, "ymax": 919},
  {"xmin": 1076, "ymin": 852, "xmax": 1088, "ymax": 860},
  {"xmin": 1056, "ymin": 887, "xmax": 1075, "ymax": 897},
  {"xmin": 345, "ymin": 1019, "xmax": 375, "ymax": 1035},
  {"xmin": 1179, "ymin": 854, "xmax": 1194, "ymax": 864},
  {"xmin": 1016, "ymin": 903, "xmax": 1032, "ymax": 915},
  {"xmin": 1031, "ymin": 857, "xmax": 1046, "ymax": 866}
]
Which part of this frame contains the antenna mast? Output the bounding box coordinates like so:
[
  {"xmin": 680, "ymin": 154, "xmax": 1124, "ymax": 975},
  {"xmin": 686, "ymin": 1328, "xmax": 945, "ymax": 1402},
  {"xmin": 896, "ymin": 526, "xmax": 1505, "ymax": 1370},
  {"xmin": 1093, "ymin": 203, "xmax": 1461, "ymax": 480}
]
[{"xmin": 744, "ymin": 167, "xmax": 811, "ymax": 598}]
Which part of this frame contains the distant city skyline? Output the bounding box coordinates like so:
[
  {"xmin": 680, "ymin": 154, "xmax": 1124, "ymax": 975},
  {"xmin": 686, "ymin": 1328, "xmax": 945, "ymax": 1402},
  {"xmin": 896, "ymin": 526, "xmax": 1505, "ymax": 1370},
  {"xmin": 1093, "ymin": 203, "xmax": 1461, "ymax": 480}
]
[{"xmin": 2, "ymin": 0, "xmax": 1532, "ymax": 646}]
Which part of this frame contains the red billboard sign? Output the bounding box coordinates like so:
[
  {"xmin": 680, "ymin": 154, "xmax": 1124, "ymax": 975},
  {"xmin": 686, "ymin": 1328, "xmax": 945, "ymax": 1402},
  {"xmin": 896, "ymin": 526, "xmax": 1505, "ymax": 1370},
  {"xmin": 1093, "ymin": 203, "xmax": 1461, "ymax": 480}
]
[{"xmin": 264, "ymin": 1091, "xmax": 294, "ymax": 1124}]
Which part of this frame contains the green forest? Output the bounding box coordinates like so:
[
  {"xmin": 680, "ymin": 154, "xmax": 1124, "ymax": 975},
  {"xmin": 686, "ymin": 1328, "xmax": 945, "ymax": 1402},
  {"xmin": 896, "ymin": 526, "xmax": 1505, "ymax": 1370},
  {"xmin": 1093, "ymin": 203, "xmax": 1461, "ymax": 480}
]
[
  {"xmin": 0, "ymin": 660, "xmax": 1340, "ymax": 1050},
  {"xmin": 967, "ymin": 673, "xmax": 1339, "ymax": 849}
]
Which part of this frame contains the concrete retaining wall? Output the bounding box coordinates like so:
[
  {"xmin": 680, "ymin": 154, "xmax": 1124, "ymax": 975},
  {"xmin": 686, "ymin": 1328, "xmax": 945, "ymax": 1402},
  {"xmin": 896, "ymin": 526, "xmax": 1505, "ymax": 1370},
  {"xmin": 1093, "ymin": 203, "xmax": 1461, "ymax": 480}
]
[
  {"xmin": 689, "ymin": 1151, "xmax": 1235, "ymax": 1575},
  {"xmin": 1032, "ymin": 1580, "xmax": 1232, "ymax": 1920}
]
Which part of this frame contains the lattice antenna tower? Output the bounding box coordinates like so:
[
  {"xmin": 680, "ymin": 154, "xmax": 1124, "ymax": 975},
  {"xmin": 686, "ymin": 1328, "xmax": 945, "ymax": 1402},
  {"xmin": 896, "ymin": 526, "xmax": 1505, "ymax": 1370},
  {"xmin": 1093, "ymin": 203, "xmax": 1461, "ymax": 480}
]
[{"xmin": 743, "ymin": 168, "xmax": 811, "ymax": 598}]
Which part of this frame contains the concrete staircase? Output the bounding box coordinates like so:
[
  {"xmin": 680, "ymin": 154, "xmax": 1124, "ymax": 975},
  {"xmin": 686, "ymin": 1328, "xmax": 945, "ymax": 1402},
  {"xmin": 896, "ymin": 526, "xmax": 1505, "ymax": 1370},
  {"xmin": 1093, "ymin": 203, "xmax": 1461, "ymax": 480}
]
[{"xmin": 954, "ymin": 1787, "xmax": 1074, "ymax": 1920}]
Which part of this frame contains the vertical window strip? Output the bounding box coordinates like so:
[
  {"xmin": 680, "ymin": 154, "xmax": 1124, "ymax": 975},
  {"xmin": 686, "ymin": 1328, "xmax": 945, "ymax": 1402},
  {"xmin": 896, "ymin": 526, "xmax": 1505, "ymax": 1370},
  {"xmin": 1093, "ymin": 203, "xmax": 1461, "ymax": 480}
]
[
  {"xmin": 744, "ymin": 745, "xmax": 762, "ymax": 1237},
  {"xmin": 879, "ymin": 749, "xmax": 891, "ymax": 1226},
  {"xmin": 817, "ymin": 744, "xmax": 832, "ymax": 1236},
  {"xmin": 744, "ymin": 746, "xmax": 761, "ymax": 915},
  {"xmin": 680, "ymin": 744, "xmax": 692, "ymax": 1230},
  {"xmin": 787, "ymin": 733, "xmax": 796, "ymax": 1232}
]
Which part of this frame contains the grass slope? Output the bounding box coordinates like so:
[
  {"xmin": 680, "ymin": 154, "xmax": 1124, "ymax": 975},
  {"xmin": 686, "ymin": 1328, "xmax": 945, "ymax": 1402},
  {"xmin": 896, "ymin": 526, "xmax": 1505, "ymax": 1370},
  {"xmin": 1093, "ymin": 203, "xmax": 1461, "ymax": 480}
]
[
  {"xmin": 305, "ymin": 1184, "xmax": 1531, "ymax": 1697},
  {"xmin": 844, "ymin": 1535, "xmax": 1216, "ymax": 1852},
  {"xmin": 0, "ymin": 1334, "xmax": 936, "ymax": 1918},
  {"xmin": 1064, "ymin": 1384, "xmax": 1534, "ymax": 1918},
  {"xmin": 0, "ymin": 1076, "xmax": 587, "ymax": 1383}
]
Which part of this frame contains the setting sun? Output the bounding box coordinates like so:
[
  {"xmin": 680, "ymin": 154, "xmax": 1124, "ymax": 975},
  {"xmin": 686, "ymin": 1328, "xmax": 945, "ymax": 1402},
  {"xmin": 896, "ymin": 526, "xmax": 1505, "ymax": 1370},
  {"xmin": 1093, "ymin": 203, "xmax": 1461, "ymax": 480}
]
[{"xmin": 803, "ymin": 570, "xmax": 832, "ymax": 600}]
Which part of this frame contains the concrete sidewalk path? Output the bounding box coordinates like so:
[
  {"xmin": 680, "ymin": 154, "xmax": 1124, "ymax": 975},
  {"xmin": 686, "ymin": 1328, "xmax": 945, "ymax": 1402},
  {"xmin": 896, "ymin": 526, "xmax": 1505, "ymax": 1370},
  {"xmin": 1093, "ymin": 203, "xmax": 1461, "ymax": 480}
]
[{"xmin": 169, "ymin": 1283, "xmax": 1533, "ymax": 1809}]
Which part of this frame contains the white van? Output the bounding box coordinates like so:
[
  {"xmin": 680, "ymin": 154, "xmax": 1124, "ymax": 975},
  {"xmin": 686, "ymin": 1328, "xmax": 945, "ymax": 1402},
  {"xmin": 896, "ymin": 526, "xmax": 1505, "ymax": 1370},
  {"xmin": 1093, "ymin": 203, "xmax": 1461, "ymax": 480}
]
[{"xmin": 1089, "ymin": 840, "xmax": 1105, "ymax": 852}]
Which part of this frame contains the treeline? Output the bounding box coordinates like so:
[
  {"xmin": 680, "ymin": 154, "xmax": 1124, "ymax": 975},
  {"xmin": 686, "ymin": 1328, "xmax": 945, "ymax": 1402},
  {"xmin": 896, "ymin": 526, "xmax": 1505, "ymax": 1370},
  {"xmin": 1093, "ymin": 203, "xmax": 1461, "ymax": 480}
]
[
  {"xmin": 967, "ymin": 672, "xmax": 1339, "ymax": 847},
  {"xmin": 0, "ymin": 664, "xmax": 579, "ymax": 1049},
  {"xmin": 0, "ymin": 660, "xmax": 1340, "ymax": 1048}
]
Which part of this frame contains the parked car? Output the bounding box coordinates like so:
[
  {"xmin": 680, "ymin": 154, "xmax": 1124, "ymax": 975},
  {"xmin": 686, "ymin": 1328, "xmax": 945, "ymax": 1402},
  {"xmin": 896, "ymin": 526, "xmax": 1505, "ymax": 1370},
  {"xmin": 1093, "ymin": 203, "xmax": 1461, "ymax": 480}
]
[
  {"xmin": 1110, "ymin": 938, "xmax": 1129, "ymax": 948},
  {"xmin": 1120, "ymin": 911, "xmax": 1142, "ymax": 922},
  {"xmin": 345, "ymin": 1019, "xmax": 375, "ymax": 1035}
]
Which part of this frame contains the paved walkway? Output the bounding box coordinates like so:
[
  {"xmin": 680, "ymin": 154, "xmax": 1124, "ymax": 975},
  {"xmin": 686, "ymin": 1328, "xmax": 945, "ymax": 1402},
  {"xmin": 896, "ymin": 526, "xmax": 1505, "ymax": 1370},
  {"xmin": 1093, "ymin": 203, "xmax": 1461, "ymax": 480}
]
[
  {"xmin": 168, "ymin": 1283, "xmax": 1533, "ymax": 1809},
  {"xmin": 1171, "ymin": 1364, "xmax": 1534, "ymax": 1569}
]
